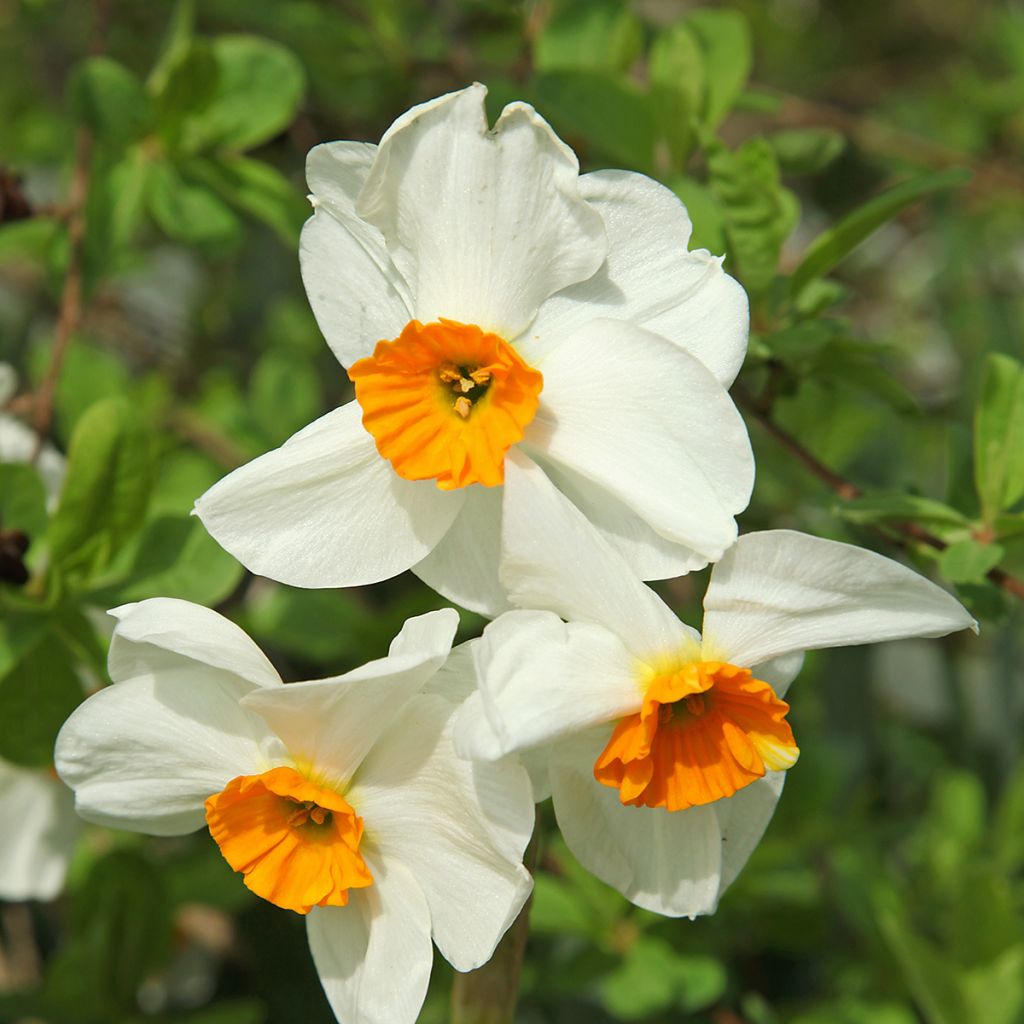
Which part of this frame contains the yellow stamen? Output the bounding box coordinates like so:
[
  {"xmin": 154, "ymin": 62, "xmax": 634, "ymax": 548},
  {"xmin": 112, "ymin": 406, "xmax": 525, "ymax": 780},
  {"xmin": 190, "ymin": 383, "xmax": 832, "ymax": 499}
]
[
  {"xmin": 348, "ymin": 319, "xmax": 543, "ymax": 490},
  {"xmin": 594, "ymin": 661, "xmax": 799, "ymax": 811},
  {"xmin": 205, "ymin": 766, "xmax": 373, "ymax": 914}
]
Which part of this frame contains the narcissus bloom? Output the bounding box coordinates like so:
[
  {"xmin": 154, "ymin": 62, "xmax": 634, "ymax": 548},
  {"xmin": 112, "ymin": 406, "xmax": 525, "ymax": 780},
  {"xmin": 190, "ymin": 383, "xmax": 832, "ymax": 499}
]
[
  {"xmin": 194, "ymin": 83, "xmax": 752, "ymax": 616},
  {"xmin": 454, "ymin": 455, "xmax": 976, "ymax": 917},
  {"xmin": 55, "ymin": 599, "xmax": 533, "ymax": 1024},
  {"xmin": 0, "ymin": 758, "xmax": 79, "ymax": 900}
]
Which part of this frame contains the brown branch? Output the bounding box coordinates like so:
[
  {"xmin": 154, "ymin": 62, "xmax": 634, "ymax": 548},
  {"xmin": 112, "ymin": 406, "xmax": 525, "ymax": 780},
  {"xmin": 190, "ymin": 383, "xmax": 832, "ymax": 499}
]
[
  {"xmin": 757, "ymin": 86, "xmax": 1024, "ymax": 196},
  {"xmin": 29, "ymin": 0, "xmax": 111, "ymax": 455},
  {"xmin": 736, "ymin": 387, "xmax": 1024, "ymax": 602}
]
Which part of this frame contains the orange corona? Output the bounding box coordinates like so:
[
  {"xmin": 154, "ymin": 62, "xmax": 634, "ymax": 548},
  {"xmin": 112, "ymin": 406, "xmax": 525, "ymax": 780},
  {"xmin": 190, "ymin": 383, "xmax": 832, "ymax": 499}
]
[
  {"xmin": 205, "ymin": 766, "xmax": 373, "ymax": 914},
  {"xmin": 348, "ymin": 319, "xmax": 543, "ymax": 490},
  {"xmin": 594, "ymin": 662, "xmax": 799, "ymax": 811}
]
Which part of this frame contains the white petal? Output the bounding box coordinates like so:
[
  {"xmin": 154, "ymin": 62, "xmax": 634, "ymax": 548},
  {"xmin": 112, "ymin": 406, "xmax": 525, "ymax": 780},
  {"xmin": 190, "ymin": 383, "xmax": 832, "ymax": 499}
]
[
  {"xmin": 301, "ymin": 141, "xmax": 413, "ymax": 368},
  {"xmin": 500, "ymin": 452, "xmax": 696, "ymax": 659},
  {"xmin": 523, "ymin": 318, "xmax": 753, "ymax": 564},
  {"xmin": 549, "ymin": 730, "xmax": 722, "ymax": 918},
  {"xmin": 751, "ymin": 651, "xmax": 805, "ymax": 699},
  {"xmin": 455, "ymin": 609, "xmax": 643, "ymax": 760},
  {"xmin": 413, "ymin": 484, "xmax": 511, "ymax": 617},
  {"xmin": 714, "ymin": 772, "xmax": 786, "ymax": 895},
  {"xmin": 55, "ymin": 672, "xmax": 284, "ymax": 835},
  {"xmin": 534, "ymin": 455, "xmax": 711, "ymax": 580},
  {"xmin": 702, "ymin": 530, "xmax": 978, "ymax": 668},
  {"xmin": 350, "ymin": 692, "xmax": 533, "ymax": 971},
  {"xmin": 523, "ymin": 170, "xmax": 748, "ymax": 386},
  {"xmin": 0, "ymin": 413, "xmax": 66, "ymax": 506},
  {"xmin": 307, "ymin": 856, "xmax": 432, "ymax": 1024},
  {"xmin": 193, "ymin": 402, "xmax": 464, "ymax": 588},
  {"xmin": 0, "ymin": 763, "xmax": 79, "ymax": 901},
  {"xmin": 356, "ymin": 84, "xmax": 605, "ymax": 339},
  {"xmin": 241, "ymin": 609, "xmax": 459, "ymax": 790},
  {"xmin": 107, "ymin": 598, "xmax": 281, "ymax": 689}
]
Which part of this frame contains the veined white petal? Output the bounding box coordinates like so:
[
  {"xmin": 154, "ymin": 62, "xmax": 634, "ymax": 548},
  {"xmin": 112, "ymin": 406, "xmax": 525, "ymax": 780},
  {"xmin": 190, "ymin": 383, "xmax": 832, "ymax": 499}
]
[
  {"xmin": 523, "ymin": 170, "xmax": 748, "ymax": 386},
  {"xmin": 412, "ymin": 483, "xmax": 511, "ymax": 618},
  {"xmin": 350, "ymin": 692, "xmax": 533, "ymax": 971},
  {"xmin": 549, "ymin": 730, "xmax": 722, "ymax": 918},
  {"xmin": 751, "ymin": 651, "xmax": 805, "ymax": 699},
  {"xmin": 0, "ymin": 762, "xmax": 79, "ymax": 901},
  {"xmin": 301, "ymin": 141, "xmax": 414, "ymax": 368},
  {"xmin": 702, "ymin": 530, "xmax": 978, "ymax": 668},
  {"xmin": 241, "ymin": 609, "xmax": 459, "ymax": 790},
  {"xmin": 107, "ymin": 598, "xmax": 281, "ymax": 689},
  {"xmin": 500, "ymin": 453, "xmax": 696, "ymax": 659},
  {"xmin": 523, "ymin": 318, "xmax": 753, "ymax": 564},
  {"xmin": 193, "ymin": 402, "xmax": 464, "ymax": 588},
  {"xmin": 55, "ymin": 672, "xmax": 285, "ymax": 836},
  {"xmin": 533, "ymin": 454, "xmax": 711, "ymax": 580},
  {"xmin": 714, "ymin": 772, "xmax": 786, "ymax": 895},
  {"xmin": 356, "ymin": 84, "xmax": 606, "ymax": 339},
  {"xmin": 307, "ymin": 856, "xmax": 432, "ymax": 1024},
  {"xmin": 454, "ymin": 609, "xmax": 643, "ymax": 760}
]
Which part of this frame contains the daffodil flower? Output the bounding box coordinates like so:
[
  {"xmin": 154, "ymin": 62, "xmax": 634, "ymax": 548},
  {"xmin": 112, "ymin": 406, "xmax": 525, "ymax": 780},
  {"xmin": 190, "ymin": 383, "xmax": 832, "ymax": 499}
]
[
  {"xmin": 194, "ymin": 83, "xmax": 752, "ymax": 616},
  {"xmin": 454, "ymin": 455, "xmax": 976, "ymax": 918},
  {"xmin": 0, "ymin": 758, "xmax": 79, "ymax": 901},
  {"xmin": 55, "ymin": 599, "xmax": 534, "ymax": 1024}
]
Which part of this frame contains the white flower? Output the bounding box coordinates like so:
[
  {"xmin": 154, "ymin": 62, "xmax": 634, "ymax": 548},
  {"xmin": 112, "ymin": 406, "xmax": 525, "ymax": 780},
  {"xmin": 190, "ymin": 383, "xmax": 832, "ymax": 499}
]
[
  {"xmin": 55, "ymin": 599, "xmax": 534, "ymax": 1024},
  {"xmin": 454, "ymin": 455, "xmax": 976, "ymax": 918},
  {"xmin": 0, "ymin": 758, "xmax": 79, "ymax": 901},
  {"xmin": 194, "ymin": 83, "xmax": 752, "ymax": 617}
]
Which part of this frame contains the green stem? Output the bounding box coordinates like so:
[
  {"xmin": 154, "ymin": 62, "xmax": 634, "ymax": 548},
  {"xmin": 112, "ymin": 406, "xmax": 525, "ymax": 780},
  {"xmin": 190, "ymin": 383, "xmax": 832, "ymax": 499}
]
[{"xmin": 449, "ymin": 815, "xmax": 540, "ymax": 1024}]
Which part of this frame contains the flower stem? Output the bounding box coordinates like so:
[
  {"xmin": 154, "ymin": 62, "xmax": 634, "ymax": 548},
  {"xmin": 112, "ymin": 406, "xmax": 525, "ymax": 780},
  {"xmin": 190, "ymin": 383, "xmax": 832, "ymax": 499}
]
[{"xmin": 449, "ymin": 815, "xmax": 540, "ymax": 1024}]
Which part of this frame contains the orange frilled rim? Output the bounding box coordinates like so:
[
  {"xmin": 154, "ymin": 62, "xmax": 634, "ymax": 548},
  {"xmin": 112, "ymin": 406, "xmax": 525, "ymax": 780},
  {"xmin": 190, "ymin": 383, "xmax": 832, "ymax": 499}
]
[
  {"xmin": 348, "ymin": 318, "xmax": 543, "ymax": 491},
  {"xmin": 205, "ymin": 766, "xmax": 373, "ymax": 915},
  {"xmin": 594, "ymin": 661, "xmax": 799, "ymax": 811}
]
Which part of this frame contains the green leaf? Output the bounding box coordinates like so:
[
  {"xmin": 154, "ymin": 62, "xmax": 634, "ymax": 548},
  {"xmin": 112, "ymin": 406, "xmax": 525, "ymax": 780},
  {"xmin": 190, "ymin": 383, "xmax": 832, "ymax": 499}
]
[
  {"xmin": 70, "ymin": 57, "xmax": 150, "ymax": 145},
  {"xmin": 84, "ymin": 148, "xmax": 153, "ymax": 280},
  {"xmin": 790, "ymin": 168, "xmax": 970, "ymax": 297},
  {"xmin": 768, "ymin": 127, "xmax": 846, "ymax": 175},
  {"xmin": 180, "ymin": 35, "xmax": 305, "ymax": 152},
  {"xmin": 600, "ymin": 937, "xmax": 727, "ymax": 1019},
  {"xmin": 0, "ymin": 633, "xmax": 82, "ymax": 767},
  {"xmin": 152, "ymin": 40, "xmax": 218, "ymax": 136},
  {"xmin": 993, "ymin": 762, "xmax": 1024, "ymax": 873},
  {"xmin": 668, "ymin": 176, "xmax": 725, "ymax": 254},
  {"xmin": 707, "ymin": 137, "xmax": 796, "ymax": 293},
  {"xmin": 649, "ymin": 24, "xmax": 704, "ymax": 166},
  {"xmin": 0, "ymin": 463, "xmax": 48, "ymax": 540},
  {"xmin": 49, "ymin": 397, "xmax": 154, "ymax": 582},
  {"xmin": 248, "ymin": 349, "xmax": 321, "ymax": 446},
  {"xmin": 147, "ymin": 159, "xmax": 240, "ymax": 244},
  {"xmin": 187, "ymin": 155, "xmax": 308, "ymax": 245},
  {"xmin": 531, "ymin": 71, "xmax": 655, "ymax": 172},
  {"xmin": 684, "ymin": 8, "xmax": 752, "ymax": 128},
  {"xmin": 49, "ymin": 849, "xmax": 172, "ymax": 1015},
  {"xmin": 961, "ymin": 946, "xmax": 1024, "ymax": 1024},
  {"xmin": 51, "ymin": 341, "xmax": 133, "ymax": 444},
  {"xmin": 939, "ymin": 538, "xmax": 1004, "ymax": 583},
  {"xmin": 533, "ymin": 0, "xmax": 642, "ymax": 73},
  {"xmin": 529, "ymin": 873, "xmax": 599, "ymax": 937},
  {"xmin": 90, "ymin": 515, "xmax": 243, "ymax": 607},
  {"xmin": 974, "ymin": 353, "xmax": 1024, "ymax": 523},
  {"xmin": 147, "ymin": 0, "xmax": 196, "ymax": 94},
  {"xmin": 837, "ymin": 493, "xmax": 968, "ymax": 530},
  {"xmin": 812, "ymin": 338, "xmax": 918, "ymax": 414}
]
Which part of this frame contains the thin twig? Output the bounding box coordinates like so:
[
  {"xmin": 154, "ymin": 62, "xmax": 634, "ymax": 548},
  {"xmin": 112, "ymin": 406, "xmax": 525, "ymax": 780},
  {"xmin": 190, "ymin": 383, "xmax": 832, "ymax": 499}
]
[
  {"xmin": 30, "ymin": 0, "xmax": 111, "ymax": 455},
  {"xmin": 736, "ymin": 387, "xmax": 1024, "ymax": 602},
  {"xmin": 757, "ymin": 86, "xmax": 1024, "ymax": 196}
]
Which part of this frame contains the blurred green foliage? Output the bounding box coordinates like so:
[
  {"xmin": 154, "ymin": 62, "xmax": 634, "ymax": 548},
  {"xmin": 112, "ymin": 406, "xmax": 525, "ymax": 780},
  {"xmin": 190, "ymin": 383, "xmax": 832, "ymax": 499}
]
[{"xmin": 1, "ymin": 0, "xmax": 1023, "ymax": 1022}]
